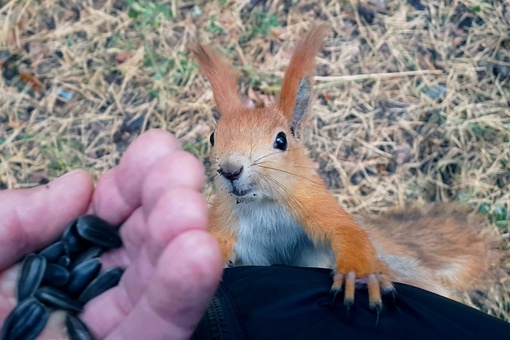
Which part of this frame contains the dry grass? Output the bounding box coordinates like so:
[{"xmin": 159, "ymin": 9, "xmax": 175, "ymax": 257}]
[{"xmin": 0, "ymin": 0, "xmax": 509, "ymax": 321}]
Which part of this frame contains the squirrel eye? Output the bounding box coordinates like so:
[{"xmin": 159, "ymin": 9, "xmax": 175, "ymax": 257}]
[
  {"xmin": 273, "ymin": 132, "xmax": 287, "ymax": 151},
  {"xmin": 209, "ymin": 132, "xmax": 215, "ymax": 146}
]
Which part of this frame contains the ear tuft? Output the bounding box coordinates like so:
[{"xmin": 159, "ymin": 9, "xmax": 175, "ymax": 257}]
[
  {"xmin": 277, "ymin": 24, "xmax": 330, "ymax": 135},
  {"xmin": 187, "ymin": 41, "xmax": 242, "ymax": 116}
]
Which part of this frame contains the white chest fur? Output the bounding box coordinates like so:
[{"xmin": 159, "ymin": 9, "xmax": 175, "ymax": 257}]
[{"xmin": 231, "ymin": 200, "xmax": 334, "ymax": 269}]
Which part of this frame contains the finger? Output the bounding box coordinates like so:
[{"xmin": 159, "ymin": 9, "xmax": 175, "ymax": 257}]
[
  {"xmin": 125, "ymin": 188, "xmax": 208, "ymax": 303},
  {"xmin": 146, "ymin": 188, "xmax": 209, "ymax": 264},
  {"xmin": 141, "ymin": 151, "xmax": 206, "ymax": 217},
  {"xmin": 79, "ymin": 186, "xmax": 210, "ymax": 336},
  {"xmin": 101, "ymin": 150, "xmax": 207, "ymax": 263},
  {"xmin": 78, "ymin": 246, "xmax": 154, "ymax": 337},
  {"xmin": 0, "ymin": 170, "xmax": 93, "ymax": 269},
  {"xmin": 0, "ymin": 264, "xmax": 21, "ymax": 322},
  {"xmin": 105, "ymin": 230, "xmax": 222, "ymax": 340},
  {"xmin": 101, "ymin": 208, "xmax": 147, "ymax": 266},
  {"xmin": 90, "ymin": 129, "xmax": 181, "ymax": 225}
]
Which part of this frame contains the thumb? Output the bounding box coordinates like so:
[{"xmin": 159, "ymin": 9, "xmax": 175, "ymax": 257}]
[{"xmin": 0, "ymin": 170, "xmax": 94, "ymax": 269}]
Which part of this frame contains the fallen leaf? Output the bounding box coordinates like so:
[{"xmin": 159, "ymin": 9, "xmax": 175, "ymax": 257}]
[
  {"xmin": 452, "ymin": 37, "xmax": 463, "ymax": 47},
  {"xmin": 115, "ymin": 51, "xmax": 133, "ymax": 64},
  {"xmin": 270, "ymin": 27, "xmax": 284, "ymax": 39},
  {"xmin": 20, "ymin": 72, "xmax": 43, "ymax": 92},
  {"xmin": 8, "ymin": 119, "xmax": 22, "ymax": 128},
  {"xmin": 376, "ymin": 164, "xmax": 387, "ymax": 173},
  {"xmin": 322, "ymin": 93, "xmax": 333, "ymax": 104}
]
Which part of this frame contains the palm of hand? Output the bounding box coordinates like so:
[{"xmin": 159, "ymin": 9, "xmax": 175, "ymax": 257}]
[{"xmin": 0, "ymin": 130, "xmax": 222, "ymax": 340}]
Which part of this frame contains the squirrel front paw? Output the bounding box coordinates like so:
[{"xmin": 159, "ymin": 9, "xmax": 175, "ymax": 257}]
[{"xmin": 330, "ymin": 260, "xmax": 396, "ymax": 322}]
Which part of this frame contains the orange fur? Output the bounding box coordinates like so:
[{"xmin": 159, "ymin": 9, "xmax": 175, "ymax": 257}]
[
  {"xmin": 190, "ymin": 25, "xmax": 394, "ymax": 311},
  {"xmin": 188, "ymin": 24, "xmax": 502, "ymax": 312},
  {"xmin": 278, "ymin": 25, "xmax": 329, "ymax": 124},
  {"xmin": 208, "ymin": 194, "xmax": 236, "ymax": 262},
  {"xmin": 287, "ymin": 176, "xmax": 391, "ymax": 277},
  {"xmin": 359, "ymin": 204, "xmax": 502, "ymax": 301},
  {"xmin": 187, "ymin": 42, "xmax": 242, "ymax": 116}
]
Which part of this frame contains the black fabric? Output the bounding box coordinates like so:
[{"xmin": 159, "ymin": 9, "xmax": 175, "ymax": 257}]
[{"xmin": 192, "ymin": 265, "xmax": 510, "ymax": 340}]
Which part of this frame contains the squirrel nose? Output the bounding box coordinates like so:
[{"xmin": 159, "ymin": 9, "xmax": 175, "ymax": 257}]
[{"xmin": 218, "ymin": 164, "xmax": 243, "ymax": 181}]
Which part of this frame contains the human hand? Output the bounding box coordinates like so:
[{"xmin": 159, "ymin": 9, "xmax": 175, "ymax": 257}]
[{"xmin": 0, "ymin": 129, "xmax": 223, "ymax": 339}]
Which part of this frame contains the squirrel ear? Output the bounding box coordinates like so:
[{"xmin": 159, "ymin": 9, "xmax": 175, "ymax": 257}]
[
  {"xmin": 277, "ymin": 25, "xmax": 329, "ymax": 137},
  {"xmin": 188, "ymin": 42, "xmax": 242, "ymax": 116}
]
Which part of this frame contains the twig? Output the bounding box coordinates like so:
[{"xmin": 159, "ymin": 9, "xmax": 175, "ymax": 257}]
[
  {"xmin": 263, "ymin": 70, "xmax": 443, "ymax": 92},
  {"xmin": 314, "ymin": 70, "xmax": 444, "ymax": 89}
]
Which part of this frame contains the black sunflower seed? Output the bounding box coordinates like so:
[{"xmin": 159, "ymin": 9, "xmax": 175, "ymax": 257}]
[
  {"xmin": 1, "ymin": 297, "xmax": 49, "ymax": 340},
  {"xmin": 17, "ymin": 253, "xmax": 47, "ymax": 302},
  {"xmin": 62, "ymin": 220, "xmax": 91, "ymax": 259},
  {"xmin": 66, "ymin": 314, "xmax": 94, "ymax": 340},
  {"xmin": 66, "ymin": 258, "xmax": 102, "ymax": 297},
  {"xmin": 71, "ymin": 245, "xmax": 104, "ymax": 269},
  {"xmin": 75, "ymin": 215, "xmax": 123, "ymax": 249},
  {"xmin": 9, "ymin": 214, "xmax": 126, "ymax": 339},
  {"xmin": 58, "ymin": 255, "xmax": 72, "ymax": 269},
  {"xmin": 38, "ymin": 241, "xmax": 64, "ymax": 262},
  {"xmin": 42, "ymin": 263, "xmax": 70, "ymax": 288},
  {"xmin": 78, "ymin": 267, "xmax": 125, "ymax": 304},
  {"xmin": 35, "ymin": 286, "xmax": 84, "ymax": 313}
]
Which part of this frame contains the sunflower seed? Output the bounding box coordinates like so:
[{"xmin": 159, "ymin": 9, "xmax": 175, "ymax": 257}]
[
  {"xmin": 35, "ymin": 286, "xmax": 84, "ymax": 313},
  {"xmin": 78, "ymin": 267, "xmax": 124, "ymax": 304},
  {"xmin": 17, "ymin": 253, "xmax": 47, "ymax": 302},
  {"xmin": 71, "ymin": 245, "xmax": 104, "ymax": 269},
  {"xmin": 9, "ymin": 214, "xmax": 125, "ymax": 339},
  {"xmin": 38, "ymin": 241, "xmax": 64, "ymax": 262},
  {"xmin": 58, "ymin": 255, "xmax": 71, "ymax": 269},
  {"xmin": 62, "ymin": 220, "xmax": 91, "ymax": 258},
  {"xmin": 42, "ymin": 263, "xmax": 70, "ymax": 288},
  {"xmin": 66, "ymin": 314, "xmax": 94, "ymax": 340},
  {"xmin": 66, "ymin": 258, "xmax": 102, "ymax": 297},
  {"xmin": 1, "ymin": 297, "xmax": 49, "ymax": 340},
  {"xmin": 75, "ymin": 215, "xmax": 122, "ymax": 249}
]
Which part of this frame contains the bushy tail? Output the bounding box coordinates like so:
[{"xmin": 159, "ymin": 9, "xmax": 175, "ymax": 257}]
[{"xmin": 361, "ymin": 203, "xmax": 505, "ymax": 305}]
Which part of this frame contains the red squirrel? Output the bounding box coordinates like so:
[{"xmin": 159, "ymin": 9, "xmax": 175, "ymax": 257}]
[{"xmin": 188, "ymin": 25, "xmax": 501, "ymax": 313}]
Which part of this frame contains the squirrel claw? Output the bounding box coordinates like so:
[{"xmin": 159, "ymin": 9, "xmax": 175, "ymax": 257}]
[
  {"xmin": 367, "ymin": 273, "xmax": 383, "ymax": 310},
  {"xmin": 330, "ymin": 286, "xmax": 340, "ymax": 305},
  {"xmin": 374, "ymin": 307, "xmax": 381, "ymax": 328},
  {"xmin": 330, "ymin": 271, "xmax": 356, "ymax": 312},
  {"xmin": 343, "ymin": 299, "xmax": 354, "ymax": 318},
  {"xmin": 368, "ymin": 273, "xmax": 396, "ymax": 315},
  {"xmin": 379, "ymin": 274, "xmax": 397, "ymax": 310},
  {"xmin": 381, "ymin": 284, "xmax": 397, "ymax": 310},
  {"xmin": 330, "ymin": 270, "xmax": 396, "ymax": 319}
]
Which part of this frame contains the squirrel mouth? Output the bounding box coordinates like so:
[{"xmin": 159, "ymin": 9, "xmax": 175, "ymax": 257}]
[{"xmin": 231, "ymin": 186, "xmax": 251, "ymax": 197}]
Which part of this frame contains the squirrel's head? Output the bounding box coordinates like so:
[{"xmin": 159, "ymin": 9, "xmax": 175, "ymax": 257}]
[{"xmin": 189, "ymin": 25, "xmax": 329, "ymax": 203}]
